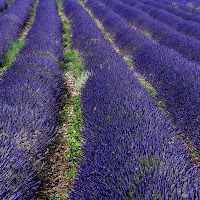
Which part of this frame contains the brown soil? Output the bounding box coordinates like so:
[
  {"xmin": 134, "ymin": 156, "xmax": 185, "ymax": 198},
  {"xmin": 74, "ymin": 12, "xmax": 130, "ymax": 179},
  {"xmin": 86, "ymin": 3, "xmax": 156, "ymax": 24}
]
[
  {"xmin": 36, "ymin": 71, "xmax": 77, "ymax": 200},
  {"xmin": 36, "ymin": 4, "xmax": 81, "ymax": 199}
]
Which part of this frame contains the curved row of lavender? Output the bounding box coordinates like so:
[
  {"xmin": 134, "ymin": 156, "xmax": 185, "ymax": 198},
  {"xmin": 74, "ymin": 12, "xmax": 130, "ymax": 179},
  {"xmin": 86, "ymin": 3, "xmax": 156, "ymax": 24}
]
[
  {"xmin": 155, "ymin": 0, "xmax": 200, "ymax": 7},
  {"xmin": 134, "ymin": 0, "xmax": 190, "ymax": 4},
  {"xmin": 150, "ymin": 0, "xmax": 200, "ymax": 17},
  {"xmin": 161, "ymin": 1, "xmax": 200, "ymax": 15},
  {"xmin": 20, "ymin": 0, "xmax": 64, "ymax": 61},
  {"xmin": 63, "ymin": 0, "xmax": 200, "ymax": 199},
  {"xmin": 96, "ymin": 0, "xmax": 200, "ymax": 65},
  {"xmin": 0, "ymin": 0, "xmax": 11, "ymax": 12},
  {"xmin": 130, "ymin": 0, "xmax": 200, "ymax": 41},
  {"xmin": 0, "ymin": 0, "xmax": 35, "ymax": 65},
  {"xmin": 145, "ymin": 0, "xmax": 200, "ymax": 24},
  {"xmin": 86, "ymin": 0, "xmax": 200, "ymax": 148},
  {"xmin": 0, "ymin": 0, "xmax": 65, "ymax": 199}
]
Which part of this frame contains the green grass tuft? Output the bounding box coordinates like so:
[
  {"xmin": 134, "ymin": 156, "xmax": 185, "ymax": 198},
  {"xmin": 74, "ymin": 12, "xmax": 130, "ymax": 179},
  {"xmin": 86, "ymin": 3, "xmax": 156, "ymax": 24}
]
[
  {"xmin": 29, "ymin": 0, "xmax": 39, "ymax": 26},
  {"xmin": 124, "ymin": 58, "xmax": 134, "ymax": 68},
  {"xmin": 6, "ymin": 0, "xmax": 15, "ymax": 9},
  {"xmin": 158, "ymin": 101, "xmax": 164, "ymax": 112},
  {"xmin": 0, "ymin": 39, "xmax": 25, "ymax": 76},
  {"xmin": 136, "ymin": 74, "xmax": 157, "ymax": 99},
  {"xmin": 47, "ymin": 193, "xmax": 66, "ymax": 200},
  {"xmin": 142, "ymin": 30, "xmax": 151, "ymax": 38}
]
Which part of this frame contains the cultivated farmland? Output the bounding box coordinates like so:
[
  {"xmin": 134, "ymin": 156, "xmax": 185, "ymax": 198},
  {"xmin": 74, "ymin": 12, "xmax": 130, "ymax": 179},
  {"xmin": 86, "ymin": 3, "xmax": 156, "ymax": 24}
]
[{"xmin": 1, "ymin": 0, "xmax": 200, "ymax": 199}]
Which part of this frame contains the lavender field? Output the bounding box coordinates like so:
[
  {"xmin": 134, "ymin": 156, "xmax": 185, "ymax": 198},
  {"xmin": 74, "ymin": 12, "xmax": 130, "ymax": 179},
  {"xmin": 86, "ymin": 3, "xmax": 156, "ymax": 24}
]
[{"xmin": 1, "ymin": 0, "xmax": 200, "ymax": 199}]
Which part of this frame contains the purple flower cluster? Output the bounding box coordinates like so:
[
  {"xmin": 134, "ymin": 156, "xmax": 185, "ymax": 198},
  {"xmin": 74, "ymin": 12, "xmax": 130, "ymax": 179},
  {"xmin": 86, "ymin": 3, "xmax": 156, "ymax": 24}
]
[
  {"xmin": 0, "ymin": 0, "xmax": 35, "ymax": 64},
  {"xmin": 86, "ymin": 0, "xmax": 200, "ymax": 148},
  {"xmin": 63, "ymin": 0, "xmax": 200, "ymax": 199},
  {"xmin": 0, "ymin": 0, "xmax": 65, "ymax": 199},
  {"xmin": 0, "ymin": 0, "xmax": 11, "ymax": 12},
  {"xmin": 96, "ymin": 0, "xmax": 200, "ymax": 65},
  {"xmin": 135, "ymin": 1, "xmax": 200, "ymax": 41}
]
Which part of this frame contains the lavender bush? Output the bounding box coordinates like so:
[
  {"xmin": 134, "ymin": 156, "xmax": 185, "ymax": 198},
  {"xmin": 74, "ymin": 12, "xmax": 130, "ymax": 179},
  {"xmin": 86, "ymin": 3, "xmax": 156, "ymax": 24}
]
[
  {"xmin": 86, "ymin": 0, "xmax": 200, "ymax": 149},
  {"xmin": 0, "ymin": 0, "xmax": 11, "ymax": 12},
  {"xmin": 162, "ymin": 1, "xmax": 200, "ymax": 15},
  {"xmin": 0, "ymin": 0, "xmax": 35, "ymax": 64},
  {"xmin": 133, "ymin": 0, "xmax": 200, "ymax": 41},
  {"xmin": 63, "ymin": 0, "xmax": 200, "ymax": 199},
  {"xmin": 0, "ymin": 0, "xmax": 65, "ymax": 199},
  {"xmin": 145, "ymin": 0, "xmax": 200, "ymax": 24},
  {"xmin": 19, "ymin": 0, "xmax": 64, "ymax": 61},
  {"xmin": 98, "ymin": 0, "xmax": 200, "ymax": 65}
]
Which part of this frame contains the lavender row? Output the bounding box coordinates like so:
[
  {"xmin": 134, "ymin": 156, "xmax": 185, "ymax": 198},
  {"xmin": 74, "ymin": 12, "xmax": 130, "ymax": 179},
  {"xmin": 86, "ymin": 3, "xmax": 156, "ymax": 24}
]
[
  {"xmin": 96, "ymin": 0, "xmax": 200, "ymax": 65},
  {"xmin": 122, "ymin": 0, "xmax": 200, "ymax": 40},
  {"xmin": 146, "ymin": 0, "xmax": 190, "ymax": 17},
  {"xmin": 162, "ymin": 1, "xmax": 200, "ymax": 15},
  {"xmin": 158, "ymin": 1, "xmax": 200, "ymax": 10},
  {"xmin": 19, "ymin": 0, "xmax": 64, "ymax": 61},
  {"xmin": 154, "ymin": 1, "xmax": 191, "ymax": 6},
  {"xmin": 87, "ymin": 0, "xmax": 200, "ymax": 147},
  {"xmin": 0, "ymin": 0, "xmax": 35, "ymax": 65},
  {"xmin": 0, "ymin": 0, "xmax": 65, "ymax": 199},
  {"xmin": 145, "ymin": 0, "xmax": 200, "ymax": 25},
  {"xmin": 133, "ymin": 0, "xmax": 200, "ymax": 41},
  {"xmin": 172, "ymin": 1, "xmax": 200, "ymax": 6},
  {"xmin": 154, "ymin": 1, "xmax": 200, "ymax": 10},
  {"xmin": 63, "ymin": 0, "xmax": 200, "ymax": 199},
  {"xmin": 0, "ymin": 0, "xmax": 11, "ymax": 12}
]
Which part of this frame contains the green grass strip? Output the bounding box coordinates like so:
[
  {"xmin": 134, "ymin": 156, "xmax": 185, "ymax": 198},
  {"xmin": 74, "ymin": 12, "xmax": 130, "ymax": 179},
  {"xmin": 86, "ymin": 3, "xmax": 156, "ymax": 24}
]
[
  {"xmin": 7, "ymin": 0, "xmax": 15, "ymax": 8},
  {"xmin": 136, "ymin": 74, "xmax": 157, "ymax": 99},
  {"xmin": 57, "ymin": 0, "xmax": 85, "ymax": 176},
  {"xmin": 62, "ymin": 96, "xmax": 84, "ymax": 176},
  {"xmin": 0, "ymin": 39, "xmax": 24, "ymax": 76},
  {"xmin": 45, "ymin": 1, "xmax": 86, "ymax": 199},
  {"xmin": 19, "ymin": 0, "xmax": 39, "ymax": 39}
]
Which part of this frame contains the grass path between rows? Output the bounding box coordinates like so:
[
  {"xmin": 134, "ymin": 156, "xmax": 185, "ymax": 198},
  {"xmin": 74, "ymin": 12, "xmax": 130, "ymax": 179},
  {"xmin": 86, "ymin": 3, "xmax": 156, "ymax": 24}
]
[{"xmin": 36, "ymin": 0, "xmax": 86, "ymax": 199}]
